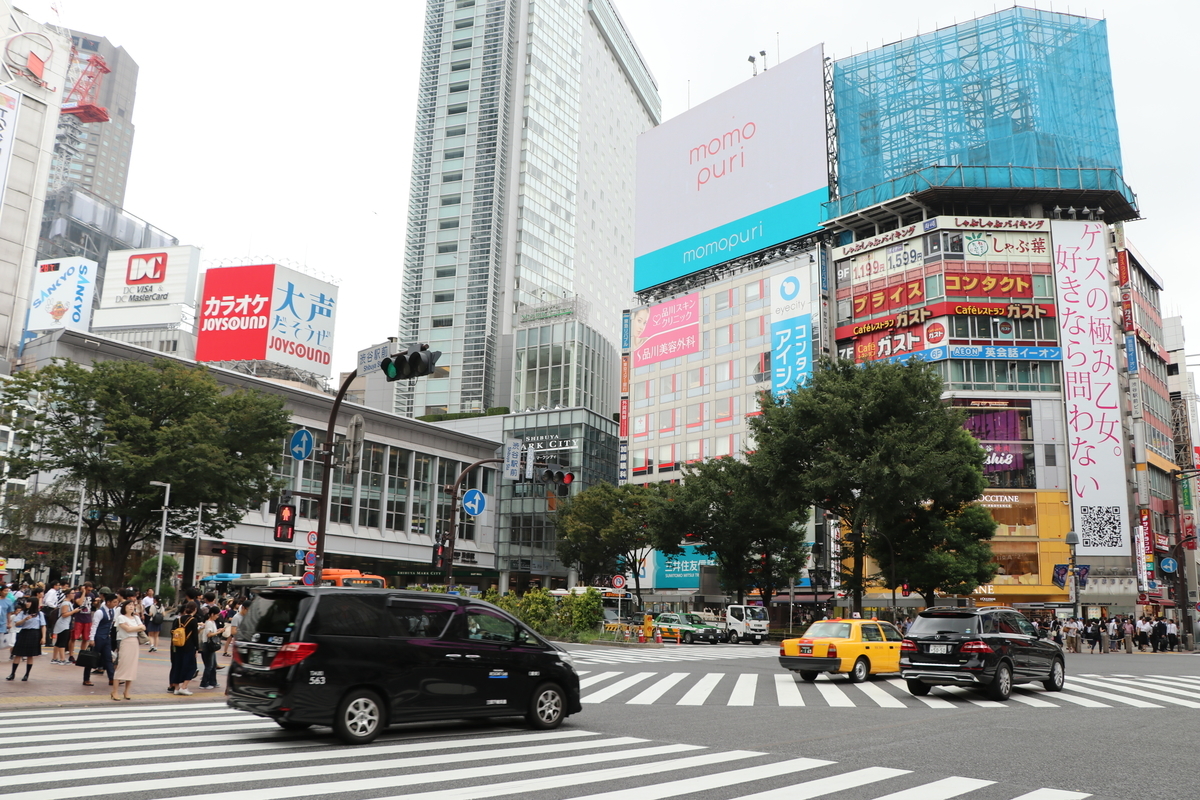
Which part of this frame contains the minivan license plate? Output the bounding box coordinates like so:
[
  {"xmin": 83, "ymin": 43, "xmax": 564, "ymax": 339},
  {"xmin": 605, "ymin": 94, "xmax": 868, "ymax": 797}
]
[
  {"xmin": 928, "ymin": 644, "xmax": 949, "ymax": 654},
  {"xmin": 249, "ymin": 649, "xmax": 265, "ymax": 666}
]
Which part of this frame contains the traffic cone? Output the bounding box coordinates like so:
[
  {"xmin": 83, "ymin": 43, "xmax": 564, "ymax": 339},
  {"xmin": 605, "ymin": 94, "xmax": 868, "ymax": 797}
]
[
  {"xmin": 676, "ymin": 630, "xmax": 681, "ymax": 645},
  {"xmin": 638, "ymin": 628, "xmax": 646, "ymax": 643},
  {"xmin": 654, "ymin": 629, "xmax": 662, "ymax": 644},
  {"xmin": 624, "ymin": 626, "xmax": 630, "ymax": 641}
]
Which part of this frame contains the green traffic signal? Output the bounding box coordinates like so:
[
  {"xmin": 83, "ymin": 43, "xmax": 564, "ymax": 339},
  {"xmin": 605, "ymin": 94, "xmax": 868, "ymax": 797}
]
[{"xmin": 381, "ymin": 343, "xmax": 442, "ymax": 382}]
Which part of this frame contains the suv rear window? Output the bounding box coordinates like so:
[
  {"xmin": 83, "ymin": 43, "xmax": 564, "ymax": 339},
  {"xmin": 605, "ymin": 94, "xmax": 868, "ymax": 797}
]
[
  {"xmin": 240, "ymin": 593, "xmax": 307, "ymax": 638},
  {"xmin": 907, "ymin": 613, "xmax": 977, "ymax": 636}
]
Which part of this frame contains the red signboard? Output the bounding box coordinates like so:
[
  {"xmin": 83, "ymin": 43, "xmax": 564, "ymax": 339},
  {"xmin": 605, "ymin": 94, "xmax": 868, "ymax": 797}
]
[
  {"xmin": 194, "ymin": 264, "xmax": 275, "ymax": 362},
  {"xmin": 1116, "ymin": 250, "xmax": 1130, "ymax": 287},
  {"xmin": 943, "ymin": 272, "xmax": 1035, "ymax": 299},
  {"xmin": 838, "ymin": 301, "xmax": 1055, "ymax": 341}
]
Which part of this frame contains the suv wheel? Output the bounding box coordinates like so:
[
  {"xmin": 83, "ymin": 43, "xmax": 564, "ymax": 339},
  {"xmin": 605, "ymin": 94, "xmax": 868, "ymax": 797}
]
[
  {"xmin": 987, "ymin": 662, "xmax": 1013, "ymax": 701},
  {"xmin": 1042, "ymin": 658, "xmax": 1065, "ymax": 692},
  {"xmin": 334, "ymin": 689, "xmax": 385, "ymax": 745},
  {"xmin": 847, "ymin": 657, "xmax": 870, "ymax": 683},
  {"xmin": 906, "ymin": 680, "xmax": 931, "ymax": 696},
  {"xmin": 275, "ymin": 720, "xmax": 312, "ymax": 731},
  {"xmin": 527, "ymin": 682, "xmax": 565, "ymax": 730},
  {"xmin": 728, "ymin": 631, "xmax": 739, "ymax": 645}
]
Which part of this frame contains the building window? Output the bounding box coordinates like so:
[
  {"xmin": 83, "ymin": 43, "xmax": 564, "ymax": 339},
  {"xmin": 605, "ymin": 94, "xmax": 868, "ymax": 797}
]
[
  {"xmin": 440, "ymin": 194, "xmax": 461, "ymax": 206},
  {"xmin": 441, "ymin": 172, "xmax": 463, "ymax": 184},
  {"xmin": 436, "ymin": 242, "xmax": 458, "ymax": 254},
  {"xmin": 447, "ymin": 102, "xmax": 468, "ymax": 114},
  {"xmin": 450, "ymin": 60, "xmax": 471, "ymax": 72},
  {"xmin": 448, "ymin": 81, "xmax": 469, "ymax": 93},
  {"xmin": 658, "ymin": 444, "xmax": 678, "ymax": 473},
  {"xmin": 439, "ymin": 218, "xmax": 460, "ymax": 230},
  {"xmin": 686, "ymin": 402, "xmax": 708, "ymax": 428},
  {"xmin": 435, "ymin": 266, "xmax": 456, "ymax": 278},
  {"xmin": 434, "ymin": 291, "xmax": 455, "ymax": 303},
  {"xmin": 443, "ymin": 148, "xmax": 465, "ymax": 159},
  {"xmin": 658, "ymin": 408, "xmax": 678, "ymax": 436},
  {"xmin": 446, "ymin": 125, "xmax": 466, "ymax": 136},
  {"xmin": 454, "ymin": 18, "xmax": 473, "ymax": 29},
  {"xmin": 452, "ymin": 39, "xmax": 471, "ymax": 50},
  {"xmin": 385, "ymin": 448, "xmax": 411, "ymax": 531},
  {"xmin": 432, "ymin": 316, "xmax": 454, "ymax": 327}
]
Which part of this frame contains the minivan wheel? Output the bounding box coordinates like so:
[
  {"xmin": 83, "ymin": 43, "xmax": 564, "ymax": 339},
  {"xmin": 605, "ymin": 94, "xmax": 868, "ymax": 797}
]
[
  {"xmin": 527, "ymin": 682, "xmax": 565, "ymax": 730},
  {"xmin": 728, "ymin": 631, "xmax": 739, "ymax": 645},
  {"xmin": 275, "ymin": 720, "xmax": 312, "ymax": 731},
  {"xmin": 987, "ymin": 662, "xmax": 1013, "ymax": 701},
  {"xmin": 847, "ymin": 657, "xmax": 870, "ymax": 683},
  {"xmin": 906, "ymin": 680, "xmax": 931, "ymax": 696},
  {"xmin": 1042, "ymin": 658, "xmax": 1065, "ymax": 692},
  {"xmin": 334, "ymin": 689, "xmax": 385, "ymax": 745}
]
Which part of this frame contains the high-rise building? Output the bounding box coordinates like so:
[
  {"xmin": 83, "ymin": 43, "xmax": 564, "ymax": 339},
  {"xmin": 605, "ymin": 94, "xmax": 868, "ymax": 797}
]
[
  {"xmin": 398, "ymin": 0, "xmax": 660, "ymax": 419},
  {"xmin": 48, "ymin": 31, "xmax": 138, "ymax": 207}
]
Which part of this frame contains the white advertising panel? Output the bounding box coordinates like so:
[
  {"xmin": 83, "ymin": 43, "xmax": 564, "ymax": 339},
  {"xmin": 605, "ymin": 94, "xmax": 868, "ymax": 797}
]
[
  {"xmin": 634, "ymin": 45, "xmax": 827, "ymax": 291},
  {"xmin": 26, "ymin": 257, "xmax": 97, "ymax": 333},
  {"xmin": 0, "ymin": 89, "xmax": 20, "ymax": 210},
  {"xmin": 264, "ymin": 265, "xmax": 337, "ymax": 377},
  {"xmin": 1052, "ymin": 220, "xmax": 1130, "ymax": 556},
  {"xmin": 770, "ymin": 264, "xmax": 813, "ymax": 396},
  {"xmin": 98, "ymin": 245, "xmax": 202, "ymax": 321}
]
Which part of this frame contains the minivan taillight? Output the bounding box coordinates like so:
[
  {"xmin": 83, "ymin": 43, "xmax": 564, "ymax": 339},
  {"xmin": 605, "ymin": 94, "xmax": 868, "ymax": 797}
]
[
  {"xmin": 959, "ymin": 640, "xmax": 994, "ymax": 654},
  {"xmin": 901, "ymin": 639, "xmax": 917, "ymax": 652},
  {"xmin": 270, "ymin": 642, "xmax": 319, "ymax": 669}
]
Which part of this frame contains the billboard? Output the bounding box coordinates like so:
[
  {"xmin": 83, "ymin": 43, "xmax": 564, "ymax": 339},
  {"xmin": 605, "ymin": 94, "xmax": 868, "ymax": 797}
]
[
  {"xmin": 195, "ymin": 264, "xmax": 338, "ymax": 377},
  {"xmin": 630, "ymin": 293, "xmax": 700, "ymax": 367},
  {"xmin": 633, "ymin": 45, "xmax": 827, "ymax": 291},
  {"xmin": 653, "ymin": 545, "xmax": 717, "ymax": 589},
  {"xmin": 771, "ymin": 265, "xmax": 813, "ymax": 395},
  {"xmin": 26, "ymin": 257, "xmax": 97, "ymax": 333},
  {"xmin": 97, "ymin": 246, "xmax": 202, "ymax": 319},
  {"xmin": 1052, "ymin": 220, "xmax": 1130, "ymax": 557}
]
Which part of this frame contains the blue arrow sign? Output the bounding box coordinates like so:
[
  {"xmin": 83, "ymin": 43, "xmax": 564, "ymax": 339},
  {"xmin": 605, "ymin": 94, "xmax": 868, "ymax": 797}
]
[
  {"xmin": 1160, "ymin": 557, "xmax": 1178, "ymax": 574},
  {"xmin": 290, "ymin": 429, "xmax": 315, "ymax": 461},
  {"xmin": 462, "ymin": 488, "xmax": 487, "ymax": 517}
]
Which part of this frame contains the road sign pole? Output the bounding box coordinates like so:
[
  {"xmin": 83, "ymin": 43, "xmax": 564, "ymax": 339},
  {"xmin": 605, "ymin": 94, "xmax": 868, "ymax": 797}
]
[
  {"xmin": 314, "ymin": 368, "xmax": 357, "ymax": 587},
  {"xmin": 442, "ymin": 457, "xmax": 504, "ymax": 586}
]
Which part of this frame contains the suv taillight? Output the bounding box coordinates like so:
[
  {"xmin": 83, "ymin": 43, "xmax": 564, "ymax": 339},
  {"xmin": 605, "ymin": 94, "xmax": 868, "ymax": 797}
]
[
  {"xmin": 959, "ymin": 640, "xmax": 994, "ymax": 654},
  {"xmin": 231, "ymin": 646, "xmax": 243, "ymax": 664},
  {"xmin": 826, "ymin": 643, "xmax": 838, "ymax": 658},
  {"xmin": 901, "ymin": 638, "xmax": 916, "ymax": 652},
  {"xmin": 270, "ymin": 642, "xmax": 318, "ymax": 669}
]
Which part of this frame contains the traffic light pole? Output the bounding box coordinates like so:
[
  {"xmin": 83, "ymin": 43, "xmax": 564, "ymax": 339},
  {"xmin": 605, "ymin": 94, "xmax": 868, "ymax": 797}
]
[
  {"xmin": 442, "ymin": 458, "xmax": 504, "ymax": 586},
  {"xmin": 314, "ymin": 368, "xmax": 357, "ymax": 587}
]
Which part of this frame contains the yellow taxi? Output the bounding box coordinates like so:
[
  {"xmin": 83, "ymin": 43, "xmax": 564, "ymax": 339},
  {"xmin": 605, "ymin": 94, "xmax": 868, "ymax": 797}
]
[{"xmin": 778, "ymin": 618, "xmax": 905, "ymax": 682}]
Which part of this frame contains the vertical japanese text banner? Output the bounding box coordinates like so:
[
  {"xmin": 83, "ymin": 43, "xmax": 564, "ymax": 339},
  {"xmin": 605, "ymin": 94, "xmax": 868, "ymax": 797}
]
[
  {"xmin": 1052, "ymin": 221, "xmax": 1130, "ymax": 557},
  {"xmin": 771, "ymin": 264, "xmax": 813, "ymax": 396}
]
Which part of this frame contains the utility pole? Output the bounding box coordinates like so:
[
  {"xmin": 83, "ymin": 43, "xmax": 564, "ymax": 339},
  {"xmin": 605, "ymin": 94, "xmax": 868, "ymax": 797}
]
[
  {"xmin": 313, "ymin": 369, "xmax": 357, "ymax": 587},
  {"xmin": 441, "ymin": 458, "xmax": 504, "ymax": 585}
]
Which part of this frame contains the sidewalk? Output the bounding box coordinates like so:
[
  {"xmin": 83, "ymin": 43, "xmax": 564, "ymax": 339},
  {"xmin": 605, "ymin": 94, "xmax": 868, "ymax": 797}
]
[{"xmin": 0, "ymin": 642, "xmax": 232, "ymax": 711}]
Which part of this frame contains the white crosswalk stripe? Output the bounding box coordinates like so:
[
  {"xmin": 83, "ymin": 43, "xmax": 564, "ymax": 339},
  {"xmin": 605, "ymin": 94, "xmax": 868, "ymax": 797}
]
[
  {"xmin": 15, "ymin": 701, "xmax": 1094, "ymax": 800},
  {"xmin": 578, "ymin": 669, "xmax": 1200, "ymax": 709},
  {"xmin": 565, "ymin": 643, "xmax": 780, "ymax": 665}
]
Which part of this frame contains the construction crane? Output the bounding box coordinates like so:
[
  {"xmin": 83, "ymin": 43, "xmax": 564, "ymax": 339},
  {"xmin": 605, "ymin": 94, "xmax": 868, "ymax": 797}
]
[{"xmin": 60, "ymin": 52, "xmax": 110, "ymax": 123}]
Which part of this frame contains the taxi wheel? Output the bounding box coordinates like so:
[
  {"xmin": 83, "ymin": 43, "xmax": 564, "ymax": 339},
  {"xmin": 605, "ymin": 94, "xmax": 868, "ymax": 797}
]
[
  {"xmin": 527, "ymin": 682, "xmax": 565, "ymax": 730},
  {"xmin": 275, "ymin": 720, "xmax": 312, "ymax": 731},
  {"xmin": 798, "ymin": 671, "xmax": 820, "ymax": 682},
  {"xmin": 334, "ymin": 689, "xmax": 385, "ymax": 745},
  {"xmin": 728, "ymin": 631, "xmax": 739, "ymax": 645},
  {"xmin": 682, "ymin": 632, "xmax": 693, "ymax": 644},
  {"xmin": 847, "ymin": 657, "xmax": 870, "ymax": 683}
]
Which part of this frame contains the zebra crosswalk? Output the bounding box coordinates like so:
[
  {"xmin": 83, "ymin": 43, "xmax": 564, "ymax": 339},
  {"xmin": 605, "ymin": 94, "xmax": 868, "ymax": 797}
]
[
  {"xmin": 10, "ymin": 700, "xmax": 1097, "ymax": 800},
  {"xmin": 565, "ymin": 642, "xmax": 781, "ymax": 665},
  {"xmin": 577, "ymin": 669, "xmax": 1200, "ymax": 709}
]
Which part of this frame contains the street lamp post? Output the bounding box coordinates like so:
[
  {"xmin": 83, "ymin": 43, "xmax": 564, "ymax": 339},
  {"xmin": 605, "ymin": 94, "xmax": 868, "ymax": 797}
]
[
  {"xmin": 149, "ymin": 481, "xmax": 171, "ymax": 596},
  {"xmin": 1065, "ymin": 530, "xmax": 1080, "ymax": 621},
  {"xmin": 70, "ymin": 483, "xmax": 85, "ymax": 584}
]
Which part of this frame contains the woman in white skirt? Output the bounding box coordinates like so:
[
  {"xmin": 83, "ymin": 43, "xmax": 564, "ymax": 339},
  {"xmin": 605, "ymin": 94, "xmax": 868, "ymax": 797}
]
[{"xmin": 113, "ymin": 599, "xmax": 146, "ymax": 700}]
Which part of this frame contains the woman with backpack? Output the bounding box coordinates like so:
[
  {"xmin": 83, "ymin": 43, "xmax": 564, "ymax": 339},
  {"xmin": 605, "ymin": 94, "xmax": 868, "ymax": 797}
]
[{"xmin": 168, "ymin": 600, "xmax": 199, "ymax": 696}]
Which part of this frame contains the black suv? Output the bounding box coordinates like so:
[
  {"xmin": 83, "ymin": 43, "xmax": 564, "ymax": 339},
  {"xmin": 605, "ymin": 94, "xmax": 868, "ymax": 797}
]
[
  {"xmin": 900, "ymin": 606, "xmax": 1065, "ymax": 701},
  {"xmin": 227, "ymin": 587, "xmax": 582, "ymax": 744}
]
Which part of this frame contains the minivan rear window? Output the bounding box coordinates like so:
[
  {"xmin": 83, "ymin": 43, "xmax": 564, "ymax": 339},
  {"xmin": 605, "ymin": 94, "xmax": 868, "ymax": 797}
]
[
  {"xmin": 240, "ymin": 593, "xmax": 307, "ymax": 638},
  {"xmin": 309, "ymin": 594, "xmax": 388, "ymax": 637},
  {"xmin": 908, "ymin": 614, "xmax": 976, "ymax": 636}
]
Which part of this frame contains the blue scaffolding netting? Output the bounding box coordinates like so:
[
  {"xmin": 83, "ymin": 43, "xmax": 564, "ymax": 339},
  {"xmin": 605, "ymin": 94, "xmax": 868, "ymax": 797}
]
[{"xmin": 829, "ymin": 7, "xmax": 1129, "ymax": 217}]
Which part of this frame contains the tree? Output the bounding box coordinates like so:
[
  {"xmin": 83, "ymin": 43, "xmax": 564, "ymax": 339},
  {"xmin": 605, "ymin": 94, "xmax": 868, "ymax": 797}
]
[
  {"xmin": 749, "ymin": 357, "xmax": 987, "ymax": 614},
  {"xmin": 0, "ymin": 358, "xmax": 292, "ymax": 587},
  {"xmin": 654, "ymin": 457, "xmax": 808, "ymax": 605},
  {"xmin": 555, "ymin": 482, "xmax": 663, "ymax": 605},
  {"xmin": 873, "ymin": 504, "xmax": 999, "ymax": 607}
]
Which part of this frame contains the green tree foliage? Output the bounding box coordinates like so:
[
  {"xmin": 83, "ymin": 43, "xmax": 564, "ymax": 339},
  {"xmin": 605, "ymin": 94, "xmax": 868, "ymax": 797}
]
[
  {"xmin": 654, "ymin": 458, "xmax": 808, "ymax": 604},
  {"xmin": 476, "ymin": 586, "xmax": 604, "ymax": 641},
  {"xmin": 131, "ymin": 554, "xmax": 180, "ymax": 602},
  {"xmin": 555, "ymin": 482, "xmax": 663, "ymax": 604},
  {"xmin": 749, "ymin": 357, "xmax": 988, "ymax": 613},
  {"xmin": 0, "ymin": 358, "xmax": 292, "ymax": 586},
  {"xmin": 873, "ymin": 504, "xmax": 1000, "ymax": 607}
]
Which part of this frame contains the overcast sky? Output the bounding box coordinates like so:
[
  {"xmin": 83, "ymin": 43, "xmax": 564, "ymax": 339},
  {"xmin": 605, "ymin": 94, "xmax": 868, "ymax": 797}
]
[{"xmin": 20, "ymin": 0, "xmax": 1200, "ymax": 377}]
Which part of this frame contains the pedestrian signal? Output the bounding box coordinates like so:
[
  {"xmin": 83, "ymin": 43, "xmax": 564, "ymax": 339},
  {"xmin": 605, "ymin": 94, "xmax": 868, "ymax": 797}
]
[{"xmin": 274, "ymin": 503, "xmax": 297, "ymax": 543}]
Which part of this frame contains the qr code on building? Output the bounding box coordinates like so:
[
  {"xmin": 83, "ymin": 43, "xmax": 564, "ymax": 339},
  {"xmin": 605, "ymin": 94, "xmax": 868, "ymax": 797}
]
[{"xmin": 1080, "ymin": 505, "xmax": 1123, "ymax": 549}]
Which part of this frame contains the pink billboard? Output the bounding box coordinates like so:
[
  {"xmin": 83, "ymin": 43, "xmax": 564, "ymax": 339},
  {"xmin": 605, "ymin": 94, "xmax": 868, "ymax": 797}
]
[{"xmin": 631, "ymin": 293, "xmax": 701, "ymax": 367}]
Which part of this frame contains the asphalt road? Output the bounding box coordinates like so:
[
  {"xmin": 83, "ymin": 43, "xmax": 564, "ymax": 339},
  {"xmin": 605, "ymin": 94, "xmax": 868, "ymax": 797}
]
[{"xmin": 11, "ymin": 642, "xmax": 1197, "ymax": 799}]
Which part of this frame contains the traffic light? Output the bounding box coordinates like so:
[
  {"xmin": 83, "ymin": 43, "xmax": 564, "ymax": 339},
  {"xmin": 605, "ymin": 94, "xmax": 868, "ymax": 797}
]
[
  {"xmin": 901, "ymin": 582, "xmax": 911, "ymax": 597},
  {"xmin": 537, "ymin": 463, "xmax": 575, "ymax": 496},
  {"xmin": 211, "ymin": 546, "xmax": 228, "ymax": 555},
  {"xmin": 273, "ymin": 504, "xmax": 296, "ymax": 543},
  {"xmin": 431, "ymin": 535, "xmax": 446, "ymax": 569},
  {"xmin": 380, "ymin": 343, "xmax": 442, "ymax": 381}
]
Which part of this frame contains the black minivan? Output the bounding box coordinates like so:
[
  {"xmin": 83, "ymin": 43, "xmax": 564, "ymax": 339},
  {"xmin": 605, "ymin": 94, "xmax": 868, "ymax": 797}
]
[
  {"xmin": 900, "ymin": 606, "xmax": 1065, "ymax": 701},
  {"xmin": 227, "ymin": 587, "xmax": 582, "ymax": 744}
]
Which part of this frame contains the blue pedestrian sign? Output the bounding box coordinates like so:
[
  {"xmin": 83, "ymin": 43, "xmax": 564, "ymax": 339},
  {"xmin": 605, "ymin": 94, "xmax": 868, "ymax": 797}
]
[
  {"xmin": 294, "ymin": 550, "xmax": 305, "ymax": 562},
  {"xmin": 1161, "ymin": 557, "xmax": 1178, "ymax": 574},
  {"xmin": 462, "ymin": 488, "xmax": 487, "ymax": 517},
  {"xmin": 290, "ymin": 429, "xmax": 315, "ymax": 461}
]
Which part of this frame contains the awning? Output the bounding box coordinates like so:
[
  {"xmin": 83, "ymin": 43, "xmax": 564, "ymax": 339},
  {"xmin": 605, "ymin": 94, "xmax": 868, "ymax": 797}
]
[
  {"xmin": 1145, "ymin": 598, "xmax": 1176, "ymax": 607},
  {"xmin": 770, "ymin": 593, "xmax": 835, "ymax": 605}
]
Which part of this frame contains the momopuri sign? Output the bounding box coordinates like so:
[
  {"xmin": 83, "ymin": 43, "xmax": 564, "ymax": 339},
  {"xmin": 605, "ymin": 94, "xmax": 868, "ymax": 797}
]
[
  {"xmin": 633, "ymin": 45, "xmax": 827, "ymax": 291},
  {"xmin": 194, "ymin": 263, "xmax": 338, "ymax": 377}
]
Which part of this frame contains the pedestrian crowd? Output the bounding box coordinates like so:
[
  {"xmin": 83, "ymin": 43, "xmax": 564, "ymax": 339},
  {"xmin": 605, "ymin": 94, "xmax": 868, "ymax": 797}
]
[
  {"xmin": 0, "ymin": 578, "xmax": 250, "ymax": 699},
  {"xmin": 1027, "ymin": 614, "xmax": 1183, "ymax": 654}
]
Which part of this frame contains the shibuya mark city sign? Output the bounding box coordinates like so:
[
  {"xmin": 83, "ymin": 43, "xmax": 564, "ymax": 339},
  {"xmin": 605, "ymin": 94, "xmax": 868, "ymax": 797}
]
[{"xmin": 194, "ymin": 263, "xmax": 338, "ymax": 377}]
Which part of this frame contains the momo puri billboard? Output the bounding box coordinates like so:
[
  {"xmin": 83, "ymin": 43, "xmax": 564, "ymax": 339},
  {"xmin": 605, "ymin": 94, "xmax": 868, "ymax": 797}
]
[{"xmin": 633, "ymin": 44, "xmax": 828, "ymax": 292}]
